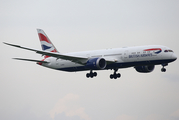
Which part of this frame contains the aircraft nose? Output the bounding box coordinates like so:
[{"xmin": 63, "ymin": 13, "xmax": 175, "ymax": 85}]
[{"xmin": 171, "ymin": 54, "xmax": 177, "ymax": 61}]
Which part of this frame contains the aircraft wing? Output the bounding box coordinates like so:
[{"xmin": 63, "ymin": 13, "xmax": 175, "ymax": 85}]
[
  {"xmin": 4, "ymin": 42, "xmax": 116, "ymax": 65},
  {"xmin": 4, "ymin": 42, "xmax": 88, "ymax": 64}
]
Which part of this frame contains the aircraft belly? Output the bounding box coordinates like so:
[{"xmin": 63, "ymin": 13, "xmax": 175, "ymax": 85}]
[{"xmin": 106, "ymin": 59, "xmax": 175, "ymax": 69}]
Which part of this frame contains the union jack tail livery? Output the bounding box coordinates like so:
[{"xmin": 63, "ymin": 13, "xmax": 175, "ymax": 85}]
[{"xmin": 37, "ymin": 29, "xmax": 58, "ymax": 53}]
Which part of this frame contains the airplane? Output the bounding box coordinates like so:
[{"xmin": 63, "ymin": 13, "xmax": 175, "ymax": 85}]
[{"xmin": 4, "ymin": 29, "xmax": 177, "ymax": 79}]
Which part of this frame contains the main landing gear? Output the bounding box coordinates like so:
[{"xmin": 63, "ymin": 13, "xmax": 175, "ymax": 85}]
[
  {"xmin": 110, "ymin": 68, "xmax": 121, "ymax": 79},
  {"xmin": 86, "ymin": 70, "xmax": 97, "ymax": 78},
  {"xmin": 161, "ymin": 63, "xmax": 168, "ymax": 72}
]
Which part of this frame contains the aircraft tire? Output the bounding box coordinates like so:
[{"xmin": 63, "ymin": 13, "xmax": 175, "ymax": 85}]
[
  {"xmin": 93, "ymin": 72, "xmax": 97, "ymax": 77},
  {"xmin": 86, "ymin": 73, "xmax": 90, "ymax": 78},
  {"xmin": 110, "ymin": 73, "xmax": 121, "ymax": 79},
  {"xmin": 117, "ymin": 73, "xmax": 121, "ymax": 78},
  {"xmin": 110, "ymin": 74, "xmax": 114, "ymax": 79},
  {"xmin": 161, "ymin": 68, "xmax": 166, "ymax": 72}
]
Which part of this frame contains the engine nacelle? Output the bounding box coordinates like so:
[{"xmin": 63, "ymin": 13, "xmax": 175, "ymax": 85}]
[
  {"xmin": 135, "ymin": 65, "xmax": 155, "ymax": 73},
  {"xmin": 86, "ymin": 58, "xmax": 106, "ymax": 70}
]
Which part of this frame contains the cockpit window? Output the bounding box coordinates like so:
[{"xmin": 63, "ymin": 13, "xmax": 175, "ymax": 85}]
[
  {"xmin": 164, "ymin": 50, "xmax": 173, "ymax": 53},
  {"xmin": 164, "ymin": 50, "xmax": 168, "ymax": 52}
]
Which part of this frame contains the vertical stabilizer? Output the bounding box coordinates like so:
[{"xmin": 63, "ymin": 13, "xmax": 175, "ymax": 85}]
[{"xmin": 37, "ymin": 29, "xmax": 59, "ymax": 53}]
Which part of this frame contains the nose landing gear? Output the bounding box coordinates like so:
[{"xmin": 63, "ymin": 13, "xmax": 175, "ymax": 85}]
[
  {"xmin": 161, "ymin": 63, "xmax": 168, "ymax": 72},
  {"xmin": 110, "ymin": 68, "xmax": 121, "ymax": 79},
  {"xmin": 161, "ymin": 67, "xmax": 166, "ymax": 72}
]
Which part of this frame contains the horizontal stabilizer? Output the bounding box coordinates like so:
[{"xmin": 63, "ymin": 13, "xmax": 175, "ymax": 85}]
[{"xmin": 13, "ymin": 58, "xmax": 49, "ymax": 63}]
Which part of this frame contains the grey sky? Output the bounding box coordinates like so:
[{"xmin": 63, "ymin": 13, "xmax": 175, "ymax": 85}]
[{"xmin": 0, "ymin": 0, "xmax": 179, "ymax": 120}]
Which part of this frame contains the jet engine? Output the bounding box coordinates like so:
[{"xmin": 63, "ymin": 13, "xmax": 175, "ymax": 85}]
[
  {"xmin": 86, "ymin": 58, "xmax": 106, "ymax": 70},
  {"xmin": 135, "ymin": 65, "xmax": 155, "ymax": 73}
]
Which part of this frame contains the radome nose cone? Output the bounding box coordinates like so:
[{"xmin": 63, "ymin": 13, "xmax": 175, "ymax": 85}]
[{"xmin": 172, "ymin": 54, "xmax": 177, "ymax": 61}]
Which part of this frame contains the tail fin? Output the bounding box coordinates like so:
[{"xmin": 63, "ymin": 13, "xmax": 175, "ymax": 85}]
[{"xmin": 37, "ymin": 29, "xmax": 59, "ymax": 53}]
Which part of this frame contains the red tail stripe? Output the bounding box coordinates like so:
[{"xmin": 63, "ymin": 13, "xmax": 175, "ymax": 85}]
[
  {"xmin": 38, "ymin": 33, "xmax": 51, "ymax": 43},
  {"xmin": 51, "ymin": 49, "xmax": 57, "ymax": 52}
]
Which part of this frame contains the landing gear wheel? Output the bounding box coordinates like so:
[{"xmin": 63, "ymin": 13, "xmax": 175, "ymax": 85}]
[
  {"xmin": 110, "ymin": 74, "xmax": 114, "ymax": 79},
  {"xmin": 93, "ymin": 72, "xmax": 97, "ymax": 77},
  {"xmin": 117, "ymin": 73, "xmax": 121, "ymax": 78},
  {"xmin": 86, "ymin": 73, "xmax": 90, "ymax": 78},
  {"xmin": 114, "ymin": 75, "xmax": 117, "ymax": 79},
  {"xmin": 161, "ymin": 63, "xmax": 167, "ymax": 72},
  {"xmin": 86, "ymin": 70, "xmax": 97, "ymax": 78},
  {"xmin": 161, "ymin": 68, "xmax": 166, "ymax": 72},
  {"xmin": 109, "ymin": 69, "xmax": 121, "ymax": 79}
]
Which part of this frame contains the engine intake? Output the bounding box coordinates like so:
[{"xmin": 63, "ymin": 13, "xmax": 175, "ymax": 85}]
[
  {"xmin": 135, "ymin": 65, "xmax": 155, "ymax": 73},
  {"xmin": 86, "ymin": 58, "xmax": 106, "ymax": 70}
]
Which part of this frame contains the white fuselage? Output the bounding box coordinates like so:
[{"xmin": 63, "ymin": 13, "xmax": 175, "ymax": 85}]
[{"xmin": 41, "ymin": 45, "xmax": 177, "ymax": 72}]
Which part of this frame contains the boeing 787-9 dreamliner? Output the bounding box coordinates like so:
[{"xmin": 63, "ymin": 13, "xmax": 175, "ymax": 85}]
[{"xmin": 4, "ymin": 29, "xmax": 177, "ymax": 79}]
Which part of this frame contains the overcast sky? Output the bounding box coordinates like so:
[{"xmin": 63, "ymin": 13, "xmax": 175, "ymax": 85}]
[{"xmin": 0, "ymin": 0, "xmax": 179, "ymax": 120}]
